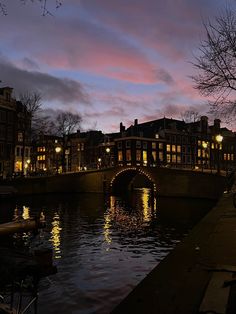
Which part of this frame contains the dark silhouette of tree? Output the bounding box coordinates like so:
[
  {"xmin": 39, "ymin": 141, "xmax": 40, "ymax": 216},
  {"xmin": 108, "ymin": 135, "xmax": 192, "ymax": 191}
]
[
  {"xmin": 180, "ymin": 110, "xmax": 200, "ymax": 123},
  {"xmin": 19, "ymin": 91, "xmax": 42, "ymax": 172},
  {"xmin": 192, "ymin": 6, "xmax": 236, "ymax": 121},
  {"xmin": 52, "ymin": 111, "xmax": 82, "ymax": 171},
  {"xmin": 0, "ymin": 0, "xmax": 62, "ymax": 16}
]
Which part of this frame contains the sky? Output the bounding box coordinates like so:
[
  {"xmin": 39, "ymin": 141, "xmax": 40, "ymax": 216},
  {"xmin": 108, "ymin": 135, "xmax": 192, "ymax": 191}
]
[{"xmin": 0, "ymin": 0, "xmax": 233, "ymax": 132}]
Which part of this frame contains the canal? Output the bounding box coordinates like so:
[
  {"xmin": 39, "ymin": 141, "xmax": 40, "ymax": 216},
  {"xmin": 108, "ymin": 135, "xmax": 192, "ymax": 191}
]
[{"xmin": 0, "ymin": 189, "xmax": 216, "ymax": 314}]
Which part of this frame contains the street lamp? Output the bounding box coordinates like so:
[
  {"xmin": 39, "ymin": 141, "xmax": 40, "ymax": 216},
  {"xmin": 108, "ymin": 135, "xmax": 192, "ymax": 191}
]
[
  {"xmin": 98, "ymin": 157, "xmax": 102, "ymax": 169},
  {"xmin": 202, "ymin": 141, "xmax": 208, "ymax": 171},
  {"xmin": 215, "ymin": 134, "xmax": 223, "ymax": 174},
  {"xmin": 55, "ymin": 146, "xmax": 62, "ymax": 174},
  {"xmin": 105, "ymin": 147, "xmax": 111, "ymax": 167}
]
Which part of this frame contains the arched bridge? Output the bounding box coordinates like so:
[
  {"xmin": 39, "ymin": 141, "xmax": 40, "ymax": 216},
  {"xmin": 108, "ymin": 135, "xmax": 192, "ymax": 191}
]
[{"xmin": 11, "ymin": 166, "xmax": 226, "ymax": 200}]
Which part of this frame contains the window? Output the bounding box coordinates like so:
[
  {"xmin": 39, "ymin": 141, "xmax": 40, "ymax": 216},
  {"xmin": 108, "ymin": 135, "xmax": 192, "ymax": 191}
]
[
  {"xmin": 159, "ymin": 143, "xmax": 163, "ymax": 150},
  {"xmin": 172, "ymin": 145, "xmax": 176, "ymax": 152},
  {"xmin": 198, "ymin": 149, "xmax": 201, "ymax": 157},
  {"xmin": 182, "ymin": 146, "xmax": 186, "ymax": 153},
  {"xmin": 0, "ymin": 110, "xmax": 6, "ymax": 122},
  {"xmin": 166, "ymin": 144, "xmax": 171, "ymax": 152},
  {"xmin": 172, "ymin": 154, "xmax": 176, "ymax": 163},
  {"xmin": 143, "ymin": 142, "xmax": 147, "ymax": 149},
  {"xmin": 37, "ymin": 155, "xmax": 45, "ymax": 161},
  {"xmin": 16, "ymin": 147, "xmax": 20, "ymax": 157},
  {"xmin": 177, "ymin": 145, "xmax": 181, "ymax": 153},
  {"xmin": 177, "ymin": 156, "xmax": 181, "ymax": 163},
  {"xmin": 136, "ymin": 150, "xmax": 141, "ymax": 161},
  {"xmin": 37, "ymin": 146, "xmax": 45, "ymax": 152},
  {"xmin": 126, "ymin": 140, "xmax": 131, "ymax": 148},
  {"xmin": 118, "ymin": 151, "xmax": 123, "ymax": 161},
  {"xmin": 152, "ymin": 142, "xmax": 156, "ymax": 149},
  {"xmin": 118, "ymin": 141, "xmax": 122, "ymax": 149},
  {"xmin": 143, "ymin": 151, "xmax": 147, "ymax": 163},
  {"xmin": 18, "ymin": 132, "xmax": 23, "ymax": 142},
  {"xmin": 167, "ymin": 154, "xmax": 171, "ymax": 163},
  {"xmin": 155, "ymin": 134, "xmax": 159, "ymax": 139},
  {"xmin": 126, "ymin": 149, "xmax": 131, "ymax": 161},
  {"xmin": 136, "ymin": 140, "xmax": 141, "ymax": 148},
  {"xmin": 159, "ymin": 151, "xmax": 163, "ymax": 161},
  {"xmin": 152, "ymin": 151, "xmax": 156, "ymax": 162},
  {"xmin": 231, "ymin": 154, "xmax": 234, "ymax": 161}
]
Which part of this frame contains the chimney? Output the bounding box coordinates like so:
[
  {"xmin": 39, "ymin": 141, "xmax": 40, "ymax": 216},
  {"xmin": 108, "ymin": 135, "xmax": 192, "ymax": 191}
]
[
  {"xmin": 214, "ymin": 119, "xmax": 221, "ymax": 132},
  {"xmin": 200, "ymin": 116, "xmax": 208, "ymax": 133},
  {"xmin": 120, "ymin": 122, "xmax": 125, "ymax": 133},
  {"xmin": 134, "ymin": 119, "xmax": 138, "ymax": 126}
]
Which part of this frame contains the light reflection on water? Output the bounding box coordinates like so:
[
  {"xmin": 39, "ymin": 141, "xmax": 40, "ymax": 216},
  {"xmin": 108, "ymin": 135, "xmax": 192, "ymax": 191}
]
[{"xmin": 0, "ymin": 190, "xmax": 215, "ymax": 314}]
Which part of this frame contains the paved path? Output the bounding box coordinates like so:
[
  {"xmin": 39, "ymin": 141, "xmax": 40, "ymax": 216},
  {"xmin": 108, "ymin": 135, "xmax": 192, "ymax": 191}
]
[{"xmin": 112, "ymin": 191, "xmax": 236, "ymax": 314}]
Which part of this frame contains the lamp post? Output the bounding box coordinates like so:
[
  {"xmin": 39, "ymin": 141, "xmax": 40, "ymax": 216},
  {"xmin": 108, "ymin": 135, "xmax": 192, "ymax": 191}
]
[
  {"xmin": 215, "ymin": 134, "xmax": 223, "ymax": 174},
  {"xmin": 105, "ymin": 147, "xmax": 111, "ymax": 167},
  {"xmin": 98, "ymin": 157, "xmax": 102, "ymax": 169},
  {"xmin": 55, "ymin": 146, "xmax": 62, "ymax": 174},
  {"xmin": 202, "ymin": 141, "xmax": 207, "ymax": 171}
]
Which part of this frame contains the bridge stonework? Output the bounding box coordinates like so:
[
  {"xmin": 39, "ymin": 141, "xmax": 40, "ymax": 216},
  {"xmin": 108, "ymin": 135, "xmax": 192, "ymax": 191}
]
[{"xmin": 10, "ymin": 166, "xmax": 226, "ymax": 200}]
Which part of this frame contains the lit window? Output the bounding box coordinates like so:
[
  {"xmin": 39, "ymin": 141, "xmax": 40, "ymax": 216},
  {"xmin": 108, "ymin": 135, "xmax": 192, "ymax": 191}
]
[
  {"xmin": 159, "ymin": 143, "xmax": 163, "ymax": 150},
  {"xmin": 167, "ymin": 154, "xmax": 171, "ymax": 163},
  {"xmin": 39, "ymin": 147, "xmax": 46, "ymax": 152},
  {"xmin": 152, "ymin": 142, "xmax": 156, "ymax": 149},
  {"xmin": 172, "ymin": 154, "xmax": 176, "ymax": 163},
  {"xmin": 177, "ymin": 156, "xmax": 181, "ymax": 163},
  {"xmin": 166, "ymin": 144, "xmax": 171, "ymax": 152},
  {"xmin": 136, "ymin": 150, "xmax": 141, "ymax": 161},
  {"xmin": 152, "ymin": 151, "xmax": 156, "ymax": 162},
  {"xmin": 126, "ymin": 149, "xmax": 131, "ymax": 161},
  {"xmin": 198, "ymin": 149, "xmax": 201, "ymax": 157},
  {"xmin": 143, "ymin": 150, "xmax": 147, "ymax": 162},
  {"xmin": 159, "ymin": 151, "xmax": 163, "ymax": 161},
  {"xmin": 177, "ymin": 145, "xmax": 181, "ymax": 153},
  {"xmin": 224, "ymin": 153, "xmax": 227, "ymax": 161},
  {"xmin": 37, "ymin": 155, "xmax": 45, "ymax": 161},
  {"xmin": 118, "ymin": 151, "xmax": 123, "ymax": 161},
  {"xmin": 172, "ymin": 145, "xmax": 176, "ymax": 152},
  {"xmin": 155, "ymin": 134, "xmax": 159, "ymax": 139},
  {"xmin": 211, "ymin": 143, "xmax": 215, "ymax": 149}
]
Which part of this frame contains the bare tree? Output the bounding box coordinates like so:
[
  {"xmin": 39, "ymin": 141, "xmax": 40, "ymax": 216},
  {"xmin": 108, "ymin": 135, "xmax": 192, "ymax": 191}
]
[
  {"xmin": 0, "ymin": 0, "xmax": 62, "ymax": 16},
  {"xmin": 192, "ymin": 6, "xmax": 236, "ymax": 121},
  {"xmin": 52, "ymin": 111, "xmax": 82, "ymax": 172},
  {"xmin": 18, "ymin": 91, "xmax": 42, "ymax": 172},
  {"xmin": 180, "ymin": 110, "xmax": 200, "ymax": 123},
  {"xmin": 54, "ymin": 111, "xmax": 82, "ymax": 137}
]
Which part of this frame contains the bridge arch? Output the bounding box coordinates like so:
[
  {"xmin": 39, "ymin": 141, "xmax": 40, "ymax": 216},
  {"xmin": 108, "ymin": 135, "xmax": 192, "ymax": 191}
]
[{"xmin": 110, "ymin": 167, "xmax": 157, "ymax": 194}]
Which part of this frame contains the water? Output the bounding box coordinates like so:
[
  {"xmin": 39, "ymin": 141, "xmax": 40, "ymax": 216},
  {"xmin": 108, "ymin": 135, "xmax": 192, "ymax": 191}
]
[{"xmin": 0, "ymin": 189, "xmax": 215, "ymax": 314}]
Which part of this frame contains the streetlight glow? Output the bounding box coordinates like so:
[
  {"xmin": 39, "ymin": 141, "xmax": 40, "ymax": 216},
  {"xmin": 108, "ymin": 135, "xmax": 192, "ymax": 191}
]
[
  {"xmin": 215, "ymin": 134, "xmax": 223, "ymax": 143},
  {"xmin": 55, "ymin": 146, "xmax": 62, "ymax": 153},
  {"xmin": 105, "ymin": 147, "xmax": 111, "ymax": 153}
]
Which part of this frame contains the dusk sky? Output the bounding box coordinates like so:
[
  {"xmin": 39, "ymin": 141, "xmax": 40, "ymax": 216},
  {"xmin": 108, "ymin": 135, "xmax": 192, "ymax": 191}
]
[{"xmin": 0, "ymin": 0, "xmax": 233, "ymax": 132}]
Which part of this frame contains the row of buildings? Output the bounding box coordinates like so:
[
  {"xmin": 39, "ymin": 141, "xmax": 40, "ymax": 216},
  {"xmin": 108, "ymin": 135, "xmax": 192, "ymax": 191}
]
[{"xmin": 1, "ymin": 86, "xmax": 236, "ymax": 178}]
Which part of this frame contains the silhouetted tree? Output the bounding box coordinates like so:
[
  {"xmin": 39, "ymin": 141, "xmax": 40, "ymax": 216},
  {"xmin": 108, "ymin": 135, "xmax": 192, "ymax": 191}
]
[
  {"xmin": 192, "ymin": 6, "xmax": 236, "ymax": 121},
  {"xmin": 52, "ymin": 111, "xmax": 82, "ymax": 171},
  {"xmin": 0, "ymin": 0, "xmax": 62, "ymax": 16},
  {"xmin": 180, "ymin": 110, "xmax": 200, "ymax": 123},
  {"xmin": 19, "ymin": 91, "xmax": 42, "ymax": 172}
]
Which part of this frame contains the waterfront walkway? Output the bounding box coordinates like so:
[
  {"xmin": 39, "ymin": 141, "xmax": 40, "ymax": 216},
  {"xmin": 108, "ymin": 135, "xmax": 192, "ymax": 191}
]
[{"xmin": 112, "ymin": 189, "xmax": 236, "ymax": 314}]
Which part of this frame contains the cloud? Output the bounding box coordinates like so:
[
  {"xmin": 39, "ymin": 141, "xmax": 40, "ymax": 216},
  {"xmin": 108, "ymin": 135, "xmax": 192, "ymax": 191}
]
[{"xmin": 0, "ymin": 55, "xmax": 90, "ymax": 105}]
